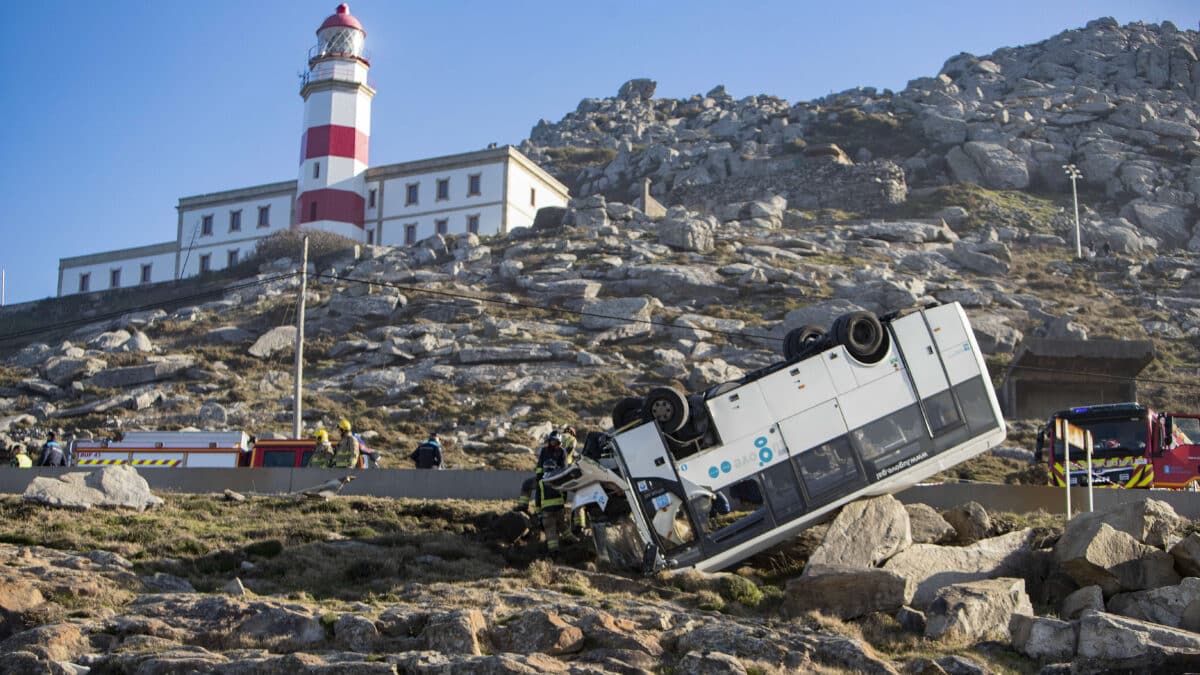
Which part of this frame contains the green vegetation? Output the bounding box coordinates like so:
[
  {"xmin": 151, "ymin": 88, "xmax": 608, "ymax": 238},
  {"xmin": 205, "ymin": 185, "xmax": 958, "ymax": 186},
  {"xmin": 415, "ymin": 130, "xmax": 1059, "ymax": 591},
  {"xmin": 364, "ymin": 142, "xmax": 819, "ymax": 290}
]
[
  {"xmin": 803, "ymin": 108, "xmax": 924, "ymax": 159},
  {"xmin": 542, "ymin": 146, "xmax": 618, "ymax": 191},
  {"xmin": 893, "ymin": 183, "xmax": 1060, "ymax": 232}
]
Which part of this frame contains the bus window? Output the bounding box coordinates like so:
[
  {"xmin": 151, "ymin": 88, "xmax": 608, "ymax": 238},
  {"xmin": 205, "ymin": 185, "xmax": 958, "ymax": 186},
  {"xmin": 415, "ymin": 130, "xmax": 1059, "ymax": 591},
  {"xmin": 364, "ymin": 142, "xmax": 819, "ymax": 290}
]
[
  {"xmin": 924, "ymin": 390, "xmax": 962, "ymax": 432},
  {"xmin": 760, "ymin": 462, "xmax": 806, "ymax": 524},
  {"xmin": 852, "ymin": 404, "xmax": 928, "ymax": 480},
  {"xmin": 957, "ymin": 377, "xmax": 1001, "ymax": 434},
  {"xmin": 795, "ymin": 437, "xmax": 865, "ymax": 503}
]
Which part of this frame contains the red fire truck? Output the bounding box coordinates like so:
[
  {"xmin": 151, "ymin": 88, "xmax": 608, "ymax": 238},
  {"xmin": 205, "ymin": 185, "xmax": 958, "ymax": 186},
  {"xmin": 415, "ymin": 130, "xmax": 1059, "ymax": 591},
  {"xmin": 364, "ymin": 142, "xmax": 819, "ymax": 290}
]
[
  {"xmin": 1038, "ymin": 402, "xmax": 1200, "ymax": 489},
  {"xmin": 70, "ymin": 432, "xmax": 356, "ymax": 469}
]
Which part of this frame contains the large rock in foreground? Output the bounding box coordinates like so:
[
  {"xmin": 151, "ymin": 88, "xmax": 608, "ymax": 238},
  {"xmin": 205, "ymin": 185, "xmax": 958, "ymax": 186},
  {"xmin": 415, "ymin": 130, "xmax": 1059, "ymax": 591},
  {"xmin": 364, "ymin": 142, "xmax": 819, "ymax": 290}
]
[
  {"xmin": 882, "ymin": 529, "xmax": 1036, "ymax": 607},
  {"xmin": 784, "ymin": 565, "xmax": 913, "ymax": 620},
  {"xmin": 22, "ymin": 466, "xmax": 163, "ymax": 511},
  {"xmin": 1053, "ymin": 521, "xmax": 1180, "ymax": 596},
  {"xmin": 924, "ymin": 577, "xmax": 1033, "ymax": 641},
  {"xmin": 806, "ymin": 495, "xmax": 912, "ymax": 569},
  {"xmin": 1075, "ymin": 610, "xmax": 1200, "ymax": 673}
]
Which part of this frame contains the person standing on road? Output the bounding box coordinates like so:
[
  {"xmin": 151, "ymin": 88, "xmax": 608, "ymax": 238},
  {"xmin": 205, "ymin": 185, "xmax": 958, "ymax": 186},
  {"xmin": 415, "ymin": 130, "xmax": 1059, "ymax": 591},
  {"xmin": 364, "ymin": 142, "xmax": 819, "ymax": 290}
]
[
  {"xmin": 331, "ymin": 419, "xmax": 361, "ymax": 469},
  {"xmin": 410, "ymin": 432, "xmax": 444, "ymax": 469},
  {"xmin": 38, "ymin": 432, "xmax": 66, "ymax": 466}
]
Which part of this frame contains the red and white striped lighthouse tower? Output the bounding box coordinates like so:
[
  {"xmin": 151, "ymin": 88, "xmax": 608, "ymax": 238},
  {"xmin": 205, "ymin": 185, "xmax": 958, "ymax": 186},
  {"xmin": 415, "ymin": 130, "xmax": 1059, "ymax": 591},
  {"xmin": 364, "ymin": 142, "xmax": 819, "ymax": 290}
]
[{"xmin": 297, "ymin": 4, "xmax": 374, "ymax": 241}]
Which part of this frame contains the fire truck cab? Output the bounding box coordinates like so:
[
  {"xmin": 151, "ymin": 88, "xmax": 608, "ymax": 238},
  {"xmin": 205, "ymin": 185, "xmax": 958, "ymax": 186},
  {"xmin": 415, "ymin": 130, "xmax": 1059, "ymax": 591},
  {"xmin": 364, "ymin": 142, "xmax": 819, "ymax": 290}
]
[{"xmin": 1039, "ymin": 402, "xmax": 1200, "ymax": 489}]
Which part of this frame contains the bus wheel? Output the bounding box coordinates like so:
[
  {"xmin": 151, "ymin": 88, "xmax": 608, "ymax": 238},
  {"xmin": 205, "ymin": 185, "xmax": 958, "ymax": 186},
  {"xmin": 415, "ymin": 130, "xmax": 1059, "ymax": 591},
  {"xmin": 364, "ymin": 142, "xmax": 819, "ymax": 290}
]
[
  {"xmin": 642, "ymin": 386, "xmax": 690, "ymax": 434},
  {"xmin": 833, "ymin": 311, "xmax": 887, "ymax": 363},
  {"xmin": 784, "ymin": 325, "xmax": 826, "ymax": 360},
  {"xmin": 611, "ymin": 397, "xmax": 645, "ymax": 430}
]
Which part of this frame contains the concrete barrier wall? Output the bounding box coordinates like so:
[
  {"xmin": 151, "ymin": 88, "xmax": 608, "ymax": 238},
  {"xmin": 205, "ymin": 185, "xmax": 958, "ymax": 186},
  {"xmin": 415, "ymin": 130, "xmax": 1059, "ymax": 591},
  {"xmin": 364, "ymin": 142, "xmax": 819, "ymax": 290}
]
[
  {"xmin": 897, "ymin": 482, "xmax": 1200, "ymax": 520},
  {"xmin": 2, "ymin": 468, "xmax": 1198, "ymax": 519},
  {"xmin": 0, "ymin": 468, "xmax": 529, "ymax": 500}
]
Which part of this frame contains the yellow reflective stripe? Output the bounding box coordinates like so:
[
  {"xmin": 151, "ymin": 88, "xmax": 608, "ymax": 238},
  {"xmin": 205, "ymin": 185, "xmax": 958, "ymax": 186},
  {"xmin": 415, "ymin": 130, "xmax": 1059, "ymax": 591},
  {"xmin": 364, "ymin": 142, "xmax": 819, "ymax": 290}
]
[
  {"xmin": 76, "ymin": 459, "xmax": 126, "ymax": 465},
  {"xmin": 129, "ymin": 460, "xmax": 181, "ymax": 466}
]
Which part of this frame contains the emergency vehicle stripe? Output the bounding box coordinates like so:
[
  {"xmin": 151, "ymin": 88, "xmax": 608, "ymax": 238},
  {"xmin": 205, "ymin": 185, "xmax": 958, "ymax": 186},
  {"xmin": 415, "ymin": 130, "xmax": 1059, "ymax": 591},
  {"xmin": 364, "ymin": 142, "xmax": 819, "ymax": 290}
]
[{"xmin": 75, "ymin": 459, "xmax": 181, "ymax": 466}]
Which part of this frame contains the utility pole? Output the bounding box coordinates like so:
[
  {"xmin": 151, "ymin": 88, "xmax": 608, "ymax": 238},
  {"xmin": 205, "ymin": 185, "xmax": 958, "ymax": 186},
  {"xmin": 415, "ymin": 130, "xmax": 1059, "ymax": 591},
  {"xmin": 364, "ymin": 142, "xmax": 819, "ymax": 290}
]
[
  {"xmin": 293, "ymin": 236, "xmax": 309, "ymax": 439},
  {"xmin": 1063, "ymin": 164, "xmax": 1083, "ymax": 259}
]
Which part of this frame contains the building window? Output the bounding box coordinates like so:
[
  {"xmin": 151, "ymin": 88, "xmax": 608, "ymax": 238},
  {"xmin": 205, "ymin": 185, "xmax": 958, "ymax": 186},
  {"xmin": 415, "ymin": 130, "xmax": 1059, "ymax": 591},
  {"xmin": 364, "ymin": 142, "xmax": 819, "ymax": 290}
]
[
  {"xmin": 110, "ymin": 269, "xmax": 121, "ymax": 288},
  {"xmin": 79, "ymin": 273, "xmax": 90, "ymax": 293},
  {"xmin": 368, "ymin": 188, "xmax": 376, "ymax": 208},
  {"xmin": 468, "ymin": 173, "xmax": 481, "ymax": 196},
  {"xmin": 367, "ymin": 229, "xmax": 374, "ymax": 245},
  {"xmin": 258, "ymin": 205, "xmax": 270, "ymax": 227},
  {"xmin": 436, "ymin": 178, "xmax": 449, "ymax": 201},
  {"xmin": 227, "ymin": 249, "xmax": 239, "ymax": 267},
  {"xmin": 309, "ymin": 201, "xmax": 318, "ymax": 221},
  {"xmin": 404, "ymin": 223, "xmax": 417, "ymax": 244},
  {"xmin": 141, "ymin": 264, "xmax": 152, "ymax": 284},
  {"xmin": 467, "ymin": 214, "xmax": 480, "ymax": 234},
  {"xmin": 229, "ymin": 210, "xmax": 241, "ymax": 232},
  {"xmin": 201, "ymin": 214, "xmax": 213, "ymax": 236},
  {"xmin": 406, "ymin": 183, "xmax": 419, "ymax": 205},
  {"xmin": 530, "ymin": 187, "xmax": 536, "ymax": 207},
  {"xmin": 436, "ymin": 218, "xmax": 448, "ymax": 235},
  {"xmin": 199, "ymin": 254, "xmax": 211, "ymax": 273},
  {"xmin": 313, "ymin": 162, "xmax": 320, "ymax": 179}
]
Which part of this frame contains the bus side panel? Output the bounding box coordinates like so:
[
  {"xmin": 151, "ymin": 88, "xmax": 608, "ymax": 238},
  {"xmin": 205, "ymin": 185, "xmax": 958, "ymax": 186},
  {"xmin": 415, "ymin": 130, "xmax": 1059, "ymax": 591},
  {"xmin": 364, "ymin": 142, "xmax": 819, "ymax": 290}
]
[
  {"xmin": 705, "ymin": 381, "xmax": 776, "ymax": 446},
  {"xmin": 757, "ymin": 353, "xmax": 839, "ymax": 422},
  {"xmin": 837, "ymin": 369, "xmax": 917, "ymax": 430}
]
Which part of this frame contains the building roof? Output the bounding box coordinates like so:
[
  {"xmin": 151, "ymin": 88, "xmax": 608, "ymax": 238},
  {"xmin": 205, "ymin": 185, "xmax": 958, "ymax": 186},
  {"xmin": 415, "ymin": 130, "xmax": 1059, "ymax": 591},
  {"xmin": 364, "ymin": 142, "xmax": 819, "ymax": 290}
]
[
  {"xmin": 319, "ymin": 4, "xmax": 364, "ymax": 34},
  {"xmin": 1006, "ymin": 337, "xmax": 1156, "ymax": 378},
  {"xmin": 366, "ymin": 145, "xmax": 570, "ymax": 198},
  {"xmin": 58, "ymin": 241, "xmax": 178, "ymax": 268}
]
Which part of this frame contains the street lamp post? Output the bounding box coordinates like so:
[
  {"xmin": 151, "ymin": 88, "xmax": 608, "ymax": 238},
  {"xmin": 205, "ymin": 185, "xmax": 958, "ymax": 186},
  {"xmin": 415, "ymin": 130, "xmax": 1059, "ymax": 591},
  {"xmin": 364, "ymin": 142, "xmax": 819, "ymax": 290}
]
[{"xmin": 1063, "ymin": 163, "xmax": 1083, "ymax": 259}]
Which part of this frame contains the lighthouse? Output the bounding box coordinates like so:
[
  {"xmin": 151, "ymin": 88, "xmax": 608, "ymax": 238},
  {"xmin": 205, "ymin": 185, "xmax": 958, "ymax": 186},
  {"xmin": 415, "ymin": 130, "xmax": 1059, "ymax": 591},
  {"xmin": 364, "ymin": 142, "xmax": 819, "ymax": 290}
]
[{"xmin": 297, "ymin": 4, "xmax": 374, "ymax": 241}]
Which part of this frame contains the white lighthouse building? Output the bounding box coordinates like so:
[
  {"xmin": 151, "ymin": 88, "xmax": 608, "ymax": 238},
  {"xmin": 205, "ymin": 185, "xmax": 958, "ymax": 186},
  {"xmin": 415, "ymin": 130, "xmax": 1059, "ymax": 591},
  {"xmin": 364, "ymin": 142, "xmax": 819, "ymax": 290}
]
[
  {"xmin": 299, "ymin": 4, "xmax": 373, "ymax": 241},
  {"xmin": 57, "ymin": 4, "xmax": 568, "ymax": 297}
]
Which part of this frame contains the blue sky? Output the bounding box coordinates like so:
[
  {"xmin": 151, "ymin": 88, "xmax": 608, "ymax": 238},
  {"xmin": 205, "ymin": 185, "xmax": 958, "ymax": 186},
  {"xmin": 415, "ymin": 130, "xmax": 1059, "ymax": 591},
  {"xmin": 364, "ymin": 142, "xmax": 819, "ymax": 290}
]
[{"xmin": 0, "ymin": 1, "xmax": 1194, "ymax": 305}]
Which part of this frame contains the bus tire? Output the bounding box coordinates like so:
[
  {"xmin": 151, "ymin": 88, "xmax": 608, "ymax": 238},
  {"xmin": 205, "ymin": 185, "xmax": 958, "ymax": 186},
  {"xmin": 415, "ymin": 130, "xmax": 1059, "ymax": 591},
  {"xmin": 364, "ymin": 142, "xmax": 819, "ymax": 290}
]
[
  {"xmin": 642, "ymin": 386, "xmax": 690, "ymax": 434},
  {"xmin": 611, "ymin": 397, "xmax": 645, "ymax": 430},
  {"xmin": 784, "ymin": 325, "xmax": 827, "ymax": 360},
  {"xmin": 832, "ymin": 311, "xmax": 887, "ymax": 363}
]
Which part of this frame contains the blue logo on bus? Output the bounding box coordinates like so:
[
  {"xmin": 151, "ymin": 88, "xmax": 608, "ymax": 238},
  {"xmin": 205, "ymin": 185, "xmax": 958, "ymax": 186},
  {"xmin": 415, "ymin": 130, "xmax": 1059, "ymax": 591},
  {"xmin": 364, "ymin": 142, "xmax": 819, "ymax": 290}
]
[
  {"xmin": 759, "ymin": 447, "xmax": 774, "ymax": 465},
  {"xmin": 720, "ymin": 461, "xmax": 732, "ymax": 474},
  {"xmin": 708, "ymin": 466, "xmax": 719, "ymax": 479}
]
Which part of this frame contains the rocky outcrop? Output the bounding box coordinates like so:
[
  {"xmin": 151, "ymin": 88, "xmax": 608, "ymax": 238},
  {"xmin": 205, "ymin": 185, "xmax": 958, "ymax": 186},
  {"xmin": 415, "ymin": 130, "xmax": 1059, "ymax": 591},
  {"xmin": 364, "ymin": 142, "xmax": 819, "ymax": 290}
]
[
  {"xmin": 925, "ymin": 577, "xmax": 1033, "ymax": 641},
  {"xmin": 806, "ymin": 494, "xmax": 912, "ymax": 569},
  {"xmin": 23, "ymin": 466, "xmax": 163, "ymax": 511},
  {"xmin": 882, "ymin": 529, "xmax": 1037, "ymax": 607}
]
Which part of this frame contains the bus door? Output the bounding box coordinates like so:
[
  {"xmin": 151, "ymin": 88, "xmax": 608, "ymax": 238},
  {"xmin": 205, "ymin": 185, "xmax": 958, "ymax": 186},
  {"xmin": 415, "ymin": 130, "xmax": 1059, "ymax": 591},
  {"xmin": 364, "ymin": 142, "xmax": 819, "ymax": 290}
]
[{"xmin": 1161, "ymin": 414, "xmax": 1200, "ymax": 489}]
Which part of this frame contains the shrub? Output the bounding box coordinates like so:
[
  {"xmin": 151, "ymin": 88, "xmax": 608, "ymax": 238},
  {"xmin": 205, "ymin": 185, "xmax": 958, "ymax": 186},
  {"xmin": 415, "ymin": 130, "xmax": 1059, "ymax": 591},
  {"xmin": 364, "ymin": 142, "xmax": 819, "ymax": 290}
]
[
  {"xmin": 248, "ymin": 228, "xmax": 359, "ymax": 266},
  {"xmin": 719, "ymin": 574, "xmax": 764, "ymax": 608}
]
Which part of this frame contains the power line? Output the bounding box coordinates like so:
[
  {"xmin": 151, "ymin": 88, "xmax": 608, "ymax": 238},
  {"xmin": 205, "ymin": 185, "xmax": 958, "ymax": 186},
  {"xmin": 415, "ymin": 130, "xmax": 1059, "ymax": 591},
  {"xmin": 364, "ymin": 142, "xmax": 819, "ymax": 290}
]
[{"xmin": 315, "ymin": 272, "xmax": 780, "ymax": 344}]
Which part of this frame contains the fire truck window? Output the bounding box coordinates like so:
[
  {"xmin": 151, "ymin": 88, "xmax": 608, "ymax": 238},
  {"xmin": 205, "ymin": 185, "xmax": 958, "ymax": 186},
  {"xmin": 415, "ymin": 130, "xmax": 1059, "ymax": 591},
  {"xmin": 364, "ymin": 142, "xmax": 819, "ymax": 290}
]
[
  {"xmin": 262, "ymin": 451, "xmax": 295, "ymax": 467},
  {"xmin": 1172, "ymin": 418, "xmax": 1200, "ymax": 446}
]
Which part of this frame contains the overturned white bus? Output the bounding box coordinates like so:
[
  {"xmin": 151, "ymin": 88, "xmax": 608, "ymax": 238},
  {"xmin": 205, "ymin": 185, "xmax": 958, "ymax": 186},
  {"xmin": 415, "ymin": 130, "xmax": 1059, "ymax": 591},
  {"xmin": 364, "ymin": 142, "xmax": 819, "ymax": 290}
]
[{"xmin": 545, "ymin": 302, "xmax": 1007, "ymax": 573}]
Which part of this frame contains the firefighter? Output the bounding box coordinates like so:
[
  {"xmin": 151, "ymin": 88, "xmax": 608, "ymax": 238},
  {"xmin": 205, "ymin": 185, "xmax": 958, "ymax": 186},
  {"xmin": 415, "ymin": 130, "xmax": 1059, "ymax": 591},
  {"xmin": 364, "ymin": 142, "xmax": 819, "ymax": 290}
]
[
  {"xmin": 536, "ymin": 430, "xmax": 583, "ymax": 554},
  {"xmin": 331, "ymin": 419, "xmax": 361, "ymax": 469},
  {"xmin": 10, "ymin": 445, "xmax": 32, "ymax": 468},
  {"xmin": 560, "ymin": 425, "xmax": 578, "ymax": 454},
  {"xmin": 514, "ymin": 476, "xmax": 538, "ymax": 513},
  {"xmin": 409, "ymin": 432, "xmax": 444, "ymax": 469},
  {"xmin": 308, "ymin": 429, "xmax": 334, "ymax": 467}
]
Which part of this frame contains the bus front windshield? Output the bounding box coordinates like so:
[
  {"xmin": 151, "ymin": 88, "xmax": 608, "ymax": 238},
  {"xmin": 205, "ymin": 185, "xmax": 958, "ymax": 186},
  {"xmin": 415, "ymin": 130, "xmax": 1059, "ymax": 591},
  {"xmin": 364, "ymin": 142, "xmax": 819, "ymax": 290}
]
[{"xmin": 1055, "ymin": 415, "xmax": 1148, "ymax": 459}]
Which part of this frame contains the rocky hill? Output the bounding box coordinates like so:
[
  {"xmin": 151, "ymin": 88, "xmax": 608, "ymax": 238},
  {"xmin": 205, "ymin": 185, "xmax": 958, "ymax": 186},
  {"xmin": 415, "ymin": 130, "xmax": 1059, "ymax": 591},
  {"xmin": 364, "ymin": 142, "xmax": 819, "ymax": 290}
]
[
  {"xmin": 3, "ymin": 18, "xmax": 1198, "ymax": 465},
  {"xmin": 0, "ymin": 15, "xmax": 1200, "ymax": 674}
]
